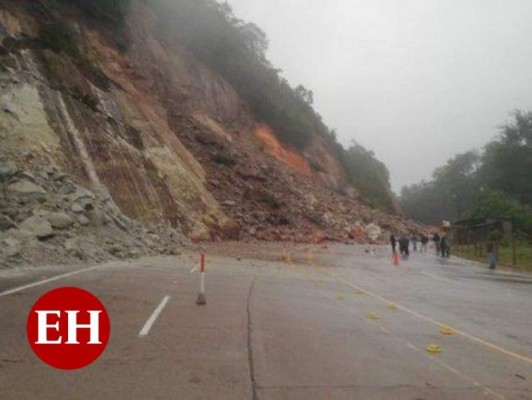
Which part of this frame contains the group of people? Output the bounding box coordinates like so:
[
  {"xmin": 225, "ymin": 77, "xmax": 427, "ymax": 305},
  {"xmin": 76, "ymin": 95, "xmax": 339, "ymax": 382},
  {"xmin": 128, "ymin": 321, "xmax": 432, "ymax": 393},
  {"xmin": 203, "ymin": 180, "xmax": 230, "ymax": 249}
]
[
  {"xmin": 389, "ymin": 231, "xmax": 498, "ymax": 270},
  {"xmin": 432, "ymin": 233, "xmax": 451, "ymax": 258},
  {"xmin": 390, "ymin": 232, "xmax": 450, "ymax": 258},
  {"xmin": 389, "ymin": 234, "xmax": 409, "ymax": 256}
]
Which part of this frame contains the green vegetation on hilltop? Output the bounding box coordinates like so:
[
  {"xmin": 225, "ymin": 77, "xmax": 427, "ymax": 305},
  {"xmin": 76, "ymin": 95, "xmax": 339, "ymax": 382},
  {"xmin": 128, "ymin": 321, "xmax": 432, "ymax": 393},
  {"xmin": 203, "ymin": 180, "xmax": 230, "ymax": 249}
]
[
  {"xmin": 154, "ymin": 0, "xmax": 330, "ymax": 150},
  {"xmin": 342, "ymin": 143, "xmax": 393, "ymax": 210},
  {"xmin": 71, "ymin": 0, "xmax": 134, "ymax": 19}
]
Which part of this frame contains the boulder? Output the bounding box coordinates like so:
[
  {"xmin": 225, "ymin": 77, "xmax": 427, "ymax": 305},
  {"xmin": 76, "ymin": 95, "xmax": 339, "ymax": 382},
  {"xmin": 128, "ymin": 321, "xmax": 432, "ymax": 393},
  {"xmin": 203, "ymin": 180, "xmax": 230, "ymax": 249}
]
[
  {"xmin": 87, "ymin": 208, "xmax": 106, "ymax": 226},
  {"xmin": 46, "ymin": 212, "xmax": 73, "ymax": 230},
  {"xmin": 0, "ymin": 161, "xmax": 18, "ymax": 182},
  {"xmin": 68, "ymin": 188, "xmax": 96, "ymax": 203},
  {"xmin": 64, "ymin": 238, "xmax": 78, "ymax": 252},
  {"xmin": 42, "ymin": 166, "xmax": 56, "ymax": 176},
  {"xmin": 70, "ymin": 202, "xmax": 84, "ymax": 213},
  {"xmin": 0, "ymin": 214, "xmax": 17, "ymax": 231},
  {"xmin": 1, "ymin": 238, "xmax": 21, "ymax": 257},
  {"xmin": 190, "ymin": 224, "xmax": 211, "ymax": 242},
  {"xmin": 365, "ymin": 223, "xmax": 382, "ymax": 242},
  {"xmin": 7, "ymin": 180, "xmax": 46, "ymax": 202},
  {"xmin": 77, "ymin": 215, "xmax": 90, "ymax": 226},
  {"xmin": 53, "ymin": 172, "xmax": 67, "ymax": 181},
  {"xmin": 20, "ymin": 216, "xmax": 54, "ymax": 239},
  {"xmin": 5, "ymin": 228, "xmax": 35, "ymax": 243}
]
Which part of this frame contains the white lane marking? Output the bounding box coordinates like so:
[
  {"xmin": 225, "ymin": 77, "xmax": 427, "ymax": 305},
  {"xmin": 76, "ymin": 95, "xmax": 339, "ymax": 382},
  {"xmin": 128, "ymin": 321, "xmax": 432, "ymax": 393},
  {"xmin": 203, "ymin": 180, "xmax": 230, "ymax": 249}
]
[
  {"xmin": 139, "ymin": 295, "xmax": 170, "ymax": 337},
  {"xmin": 190, "ymin": 266, "xmax": 198, "ymax": 273},
  {"xmin": 419, "ymin": 270, "xmax": 463, "ymax": 285},
  {"xmin": 378, "ymin": 325, "xmax": 390, "ymax": 334},
  {"xmin": 0, "ymin": 266, "xmax": 101, "ymax": 298}
]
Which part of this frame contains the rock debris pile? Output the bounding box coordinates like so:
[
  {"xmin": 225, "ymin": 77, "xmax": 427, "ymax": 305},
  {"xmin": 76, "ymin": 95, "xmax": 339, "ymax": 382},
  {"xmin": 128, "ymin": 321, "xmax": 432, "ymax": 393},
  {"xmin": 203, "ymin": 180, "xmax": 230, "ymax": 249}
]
[{"xmin": 0, "ymin": 159, "xmax": 184, "ymax": 268}]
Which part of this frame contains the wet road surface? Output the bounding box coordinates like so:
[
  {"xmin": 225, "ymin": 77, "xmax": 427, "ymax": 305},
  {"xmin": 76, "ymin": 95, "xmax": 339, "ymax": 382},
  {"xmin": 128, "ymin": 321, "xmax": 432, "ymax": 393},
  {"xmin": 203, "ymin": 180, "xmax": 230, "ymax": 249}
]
[{"xmin": 0, "ymin": 244, "xmax": 531, "ymax": 399}]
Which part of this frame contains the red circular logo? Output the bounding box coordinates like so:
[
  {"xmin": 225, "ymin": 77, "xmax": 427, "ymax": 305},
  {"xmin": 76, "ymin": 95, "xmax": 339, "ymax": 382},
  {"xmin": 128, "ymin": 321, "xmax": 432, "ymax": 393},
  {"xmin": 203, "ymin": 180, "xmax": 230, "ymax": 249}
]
[{"xmin": 26, "ymin": 287, "xmax": 110, "ymax": 370}]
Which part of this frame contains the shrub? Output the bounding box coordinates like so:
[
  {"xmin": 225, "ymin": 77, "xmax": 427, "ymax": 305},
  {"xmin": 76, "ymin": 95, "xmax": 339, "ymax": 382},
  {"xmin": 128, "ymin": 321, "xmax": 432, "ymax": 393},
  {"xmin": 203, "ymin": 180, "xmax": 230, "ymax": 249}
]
[
  {"xmin": 39, "ymin": 23, "xmax": 83, "ymax": 59},
  {"xmin": 72, "ymin": 87, "xmax": 98, "ymax": 110},
  {"xmin": 41, "ymin": 52, "xmax": 61, "ymax": 76},
  {"xmin": 257, "ymin": 190, "xmax": 280, "ymax": 210},
  {"xmin": 212, "ymin": 153, "xmax": 236, "ymax": 166}
]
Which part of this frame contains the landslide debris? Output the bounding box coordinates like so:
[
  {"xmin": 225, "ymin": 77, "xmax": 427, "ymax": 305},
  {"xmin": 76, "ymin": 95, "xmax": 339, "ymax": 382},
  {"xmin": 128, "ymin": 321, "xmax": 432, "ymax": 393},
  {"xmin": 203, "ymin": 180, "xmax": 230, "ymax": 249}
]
[
  {"xmin": 0, "ymin": 1, "xmax": 429, "ymax": 269},
  {"xmin": 171, "ymin": 115, "xmax": 428, "ymax": 244},
  {"xmin": 0, "ymin": 159, "xmax": 184, "ymax": 269}
]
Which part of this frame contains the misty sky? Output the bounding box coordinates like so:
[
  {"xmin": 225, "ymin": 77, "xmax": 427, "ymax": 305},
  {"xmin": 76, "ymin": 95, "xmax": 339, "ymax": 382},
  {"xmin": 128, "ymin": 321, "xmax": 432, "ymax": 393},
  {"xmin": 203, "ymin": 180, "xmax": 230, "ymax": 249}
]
[{"xmin": 227, "ymin": 0, "xmax": 532, "ymax": 192}]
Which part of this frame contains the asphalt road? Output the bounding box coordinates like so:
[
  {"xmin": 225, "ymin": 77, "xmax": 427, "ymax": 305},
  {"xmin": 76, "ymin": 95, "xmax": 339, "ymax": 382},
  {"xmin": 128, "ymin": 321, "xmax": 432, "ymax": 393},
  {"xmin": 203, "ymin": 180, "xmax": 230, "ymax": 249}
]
[{"xmin": 0, "ymin": 244, "xmax": 531, "ymax": 399}]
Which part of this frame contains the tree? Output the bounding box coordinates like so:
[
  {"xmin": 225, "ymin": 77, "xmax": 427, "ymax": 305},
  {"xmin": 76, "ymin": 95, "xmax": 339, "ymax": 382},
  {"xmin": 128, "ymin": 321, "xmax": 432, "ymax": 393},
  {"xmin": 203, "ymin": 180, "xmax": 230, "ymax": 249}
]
[
  {"xmin": 73, "ymin": 0, "xmax": 134, "ymax": 19},
  {"xmin": 400, "ymin": 151, "xmax": 482, "ymax": 223},
  {"xmin": 469, "ymin": 190, "xmax": 532, "ymax": 233},
  {"xmin": 294, "ymin": 85, "xmax": 314, "ymax": 105},
  {"xmin": 400, "ymin": 111, "xmax": 532, "ymax": 231},
  {"xmin": 343, "ymin": 142, "xmax": 393, "ymax": 210},
  {"xmin": 481, "ymin": 110, "xmax": 532, "ymax": 205}
]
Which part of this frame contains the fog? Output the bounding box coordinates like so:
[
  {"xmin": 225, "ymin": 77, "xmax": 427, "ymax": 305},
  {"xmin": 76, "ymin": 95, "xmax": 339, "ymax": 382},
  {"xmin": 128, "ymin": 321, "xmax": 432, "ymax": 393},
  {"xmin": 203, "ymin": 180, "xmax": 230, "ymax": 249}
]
[{"xmin": 228, "ymin": 0, "xmax": 532, "ymax": 192}]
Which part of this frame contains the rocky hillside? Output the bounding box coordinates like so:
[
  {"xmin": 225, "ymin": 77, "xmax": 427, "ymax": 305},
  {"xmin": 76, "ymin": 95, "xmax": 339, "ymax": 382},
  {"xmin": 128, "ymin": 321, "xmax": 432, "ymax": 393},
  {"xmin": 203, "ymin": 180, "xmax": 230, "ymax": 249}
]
[{"xmin": 0, "ymin": 1, "xmax": 426, "ymax": 267}]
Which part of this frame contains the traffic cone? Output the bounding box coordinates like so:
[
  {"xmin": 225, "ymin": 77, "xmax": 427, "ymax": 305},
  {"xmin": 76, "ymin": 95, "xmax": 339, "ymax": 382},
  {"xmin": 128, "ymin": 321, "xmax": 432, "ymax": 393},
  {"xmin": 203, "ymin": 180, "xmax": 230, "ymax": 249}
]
[{"xmin": 392, "ymin": 252, "xmax": 400, "ymax": 266}]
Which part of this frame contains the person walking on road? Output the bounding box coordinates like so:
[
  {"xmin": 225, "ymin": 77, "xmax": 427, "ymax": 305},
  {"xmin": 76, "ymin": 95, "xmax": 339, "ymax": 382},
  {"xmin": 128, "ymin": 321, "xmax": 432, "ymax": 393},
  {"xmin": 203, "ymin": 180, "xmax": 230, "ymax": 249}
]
[
  {"xmin": 399, "ymin": 235, "xmax": 410, "ymax": 257},
  {"xmin": 390, "ymin": 234, "xmax": 397, "ymax": 254},
  {"xmin": 420, "ymin": 234, "xmax": 429, "ymax": 253},
  {"xmin": 433, "ymin": 233, "xmax": 441, "ymax": 255},
  {"xmin": 487, "ymin": 241, "xmax": 496, "ymax": 269},
  {"xmin": 411, "ymin": 234, "xmax": 418, "ymax": 252},
  {"xmin": 440, "ymin": 235, "xmax": 450, "ymax": 258}
]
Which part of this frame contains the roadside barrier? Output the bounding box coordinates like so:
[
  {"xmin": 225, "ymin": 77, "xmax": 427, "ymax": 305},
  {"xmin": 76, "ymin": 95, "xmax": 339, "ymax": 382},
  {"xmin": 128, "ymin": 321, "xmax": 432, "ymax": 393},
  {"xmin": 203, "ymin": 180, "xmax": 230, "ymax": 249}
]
[{"xmin": 196, "ymin": 253, "xmax": 207, "ymax": 305}]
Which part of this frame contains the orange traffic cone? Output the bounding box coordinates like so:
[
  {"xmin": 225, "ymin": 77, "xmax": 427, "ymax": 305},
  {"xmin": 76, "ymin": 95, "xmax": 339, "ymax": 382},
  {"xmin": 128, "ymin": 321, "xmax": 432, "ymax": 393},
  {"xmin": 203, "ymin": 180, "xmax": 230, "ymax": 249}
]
[{"xmin": 392, "ymin": 252, "xmax": 400, "ymax": 266}]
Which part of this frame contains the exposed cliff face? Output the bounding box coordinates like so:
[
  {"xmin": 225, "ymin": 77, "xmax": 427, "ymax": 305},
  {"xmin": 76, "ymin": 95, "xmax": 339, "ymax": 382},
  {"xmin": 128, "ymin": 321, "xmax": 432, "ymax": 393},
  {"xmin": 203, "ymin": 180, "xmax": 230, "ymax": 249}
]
[
  {"xmin": 0, "ymin": 1, "xmax": 426, "ymax": 267},
  {"xmin": 0, "ymin": 3, "xmax": 235, "ymax": 240}
]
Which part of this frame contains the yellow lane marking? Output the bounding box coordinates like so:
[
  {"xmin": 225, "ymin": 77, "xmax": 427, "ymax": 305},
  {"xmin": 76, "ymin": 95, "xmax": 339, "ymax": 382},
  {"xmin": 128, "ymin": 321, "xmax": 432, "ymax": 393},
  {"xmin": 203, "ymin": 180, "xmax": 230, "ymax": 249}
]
[
  {"xmin": 297, "ymin": 261, "xmax": 507, "ymax": 399},
  {"xmin": 297, "ymin": 260, "xmax": 508, "ymax": 399},
  {"xmin": 327, "ymin": 271, "xmax": 532, "ymax": 366},
  {"xmin": 405, "ymin": 340, "xmax": 506, "ymax": 400}
]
